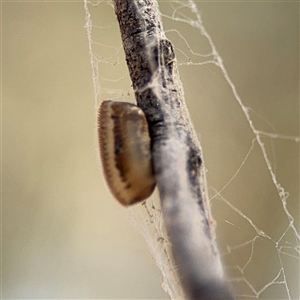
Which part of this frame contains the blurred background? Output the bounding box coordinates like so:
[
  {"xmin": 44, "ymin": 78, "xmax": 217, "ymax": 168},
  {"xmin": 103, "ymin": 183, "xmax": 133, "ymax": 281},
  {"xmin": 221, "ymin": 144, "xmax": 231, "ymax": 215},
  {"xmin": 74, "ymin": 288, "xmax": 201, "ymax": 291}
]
[{"xmin": 2, "ymin": 1, "xmax": 299, "ymax": 299}]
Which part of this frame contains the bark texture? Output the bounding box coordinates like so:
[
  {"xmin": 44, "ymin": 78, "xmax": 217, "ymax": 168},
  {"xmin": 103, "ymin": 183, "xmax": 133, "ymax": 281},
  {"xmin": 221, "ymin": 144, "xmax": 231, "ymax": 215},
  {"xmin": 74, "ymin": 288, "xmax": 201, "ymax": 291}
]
[{"xmin": 112, "ymin": 1, "xmax": 234, "ymax": 299}]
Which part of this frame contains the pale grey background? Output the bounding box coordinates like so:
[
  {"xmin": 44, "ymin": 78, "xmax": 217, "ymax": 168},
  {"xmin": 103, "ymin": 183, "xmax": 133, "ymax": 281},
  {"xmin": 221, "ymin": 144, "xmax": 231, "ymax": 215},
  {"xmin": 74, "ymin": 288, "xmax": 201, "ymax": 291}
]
[{"xmin": 2, "ymin": 1, "xmax": 299, "ymax": 299}]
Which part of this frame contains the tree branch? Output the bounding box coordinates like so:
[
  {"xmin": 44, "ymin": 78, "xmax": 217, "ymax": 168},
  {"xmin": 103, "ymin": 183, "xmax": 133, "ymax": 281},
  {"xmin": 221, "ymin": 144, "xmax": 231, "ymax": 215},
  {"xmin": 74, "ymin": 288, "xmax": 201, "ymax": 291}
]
[{"xmin": 112, "ymin": 1, "xmax": 234, "ymax": 299}]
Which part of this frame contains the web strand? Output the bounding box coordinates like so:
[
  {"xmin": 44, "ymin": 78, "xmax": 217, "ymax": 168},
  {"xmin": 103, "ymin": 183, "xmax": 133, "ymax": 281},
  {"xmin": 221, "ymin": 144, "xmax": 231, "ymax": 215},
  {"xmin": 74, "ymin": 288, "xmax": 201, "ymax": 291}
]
[{"xmin": 84, "ymin": 1, "xmax": 299, "ymax": 299}]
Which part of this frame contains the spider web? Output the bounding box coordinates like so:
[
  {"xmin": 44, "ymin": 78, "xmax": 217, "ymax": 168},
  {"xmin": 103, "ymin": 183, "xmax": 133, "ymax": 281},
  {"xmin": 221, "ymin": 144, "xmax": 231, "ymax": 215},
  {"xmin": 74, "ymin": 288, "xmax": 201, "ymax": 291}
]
[{"xmin": 84, "ymin": 1, "xmax": 299, "ymax": 299}]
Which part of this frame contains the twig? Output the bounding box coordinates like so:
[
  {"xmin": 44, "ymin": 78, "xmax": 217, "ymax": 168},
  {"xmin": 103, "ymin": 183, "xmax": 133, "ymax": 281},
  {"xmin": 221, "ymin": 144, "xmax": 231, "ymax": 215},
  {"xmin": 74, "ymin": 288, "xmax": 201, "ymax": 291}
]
[{"xmin": 112, "ymin": 0, "xmax": 234, "ymax": 299}]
